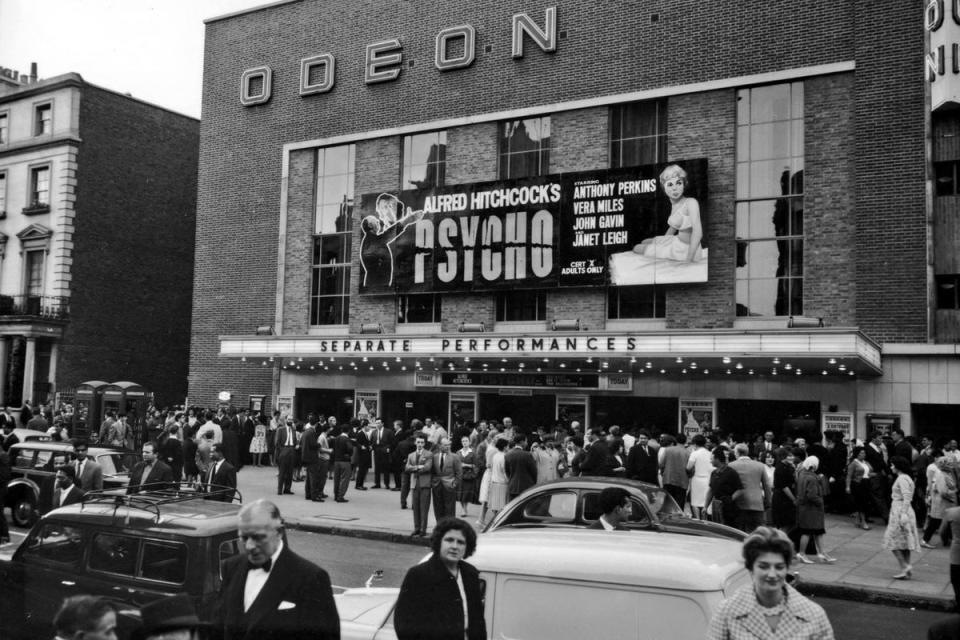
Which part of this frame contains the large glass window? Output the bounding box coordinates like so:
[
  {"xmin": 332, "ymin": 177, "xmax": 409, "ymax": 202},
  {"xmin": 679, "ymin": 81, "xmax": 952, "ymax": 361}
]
[
  {"xmin": 397, "ymin": 294, "xmax": 441, "ymax": 323},
  {"xmin": 610, "ymin": 99, "xmax": 667, "ymax": 168},
  {"xmin": 499, "ymin": 116, "xmax": 550, "ymax": 179},
  {"xmin": 496, "ymin": 291, "xmax": 546, "ymax": 321},
  {"xmin": 311, "ymin": 145, "xmax": 355, "ymax": 326},
  {"xmin": 608, "ymin": 286, "xmax": 665, "ymax": 319},
  {"xmin": 402, "ymin": 131, "xmax": 446, "ymax": 190},
  {"xmin": 735, "ymin": 82, "xmax": 805, "ymax": 317},
  {"xmin": 608, "ymin": 99, "xmax": 668, "ymax": 318},
  {"xmin": 30, "ymin": 166, "xmax": 50, "ymax": 206},
  {"xmin": 937, "ymin": 274, "xmax": 960, "ymax": 309}
]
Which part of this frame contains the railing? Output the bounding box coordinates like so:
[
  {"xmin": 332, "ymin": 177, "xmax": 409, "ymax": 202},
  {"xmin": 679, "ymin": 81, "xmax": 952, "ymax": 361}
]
[{"xmin": 0, "ymin": 295, "xmax": 69, "ymax": 320}]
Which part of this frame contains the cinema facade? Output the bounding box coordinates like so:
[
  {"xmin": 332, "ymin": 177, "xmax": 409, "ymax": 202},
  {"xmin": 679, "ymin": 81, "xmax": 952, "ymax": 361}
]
[{"xmin": 191, "ymin": 0, "xmax": 959, "ymax": 440}]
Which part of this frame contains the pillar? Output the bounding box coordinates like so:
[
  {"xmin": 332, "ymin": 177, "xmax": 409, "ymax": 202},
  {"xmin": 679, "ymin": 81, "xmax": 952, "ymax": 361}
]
[
  {"xmin": 0, "ymin": 338, "xmax": 8, "ymax": 407},
  {"xmin": 21, "ymin": 336, "xmax": 36, "ymax": 405},
  {"xmin": 48, "ymin": 341, "xmax": 58, "ymax": 402}
]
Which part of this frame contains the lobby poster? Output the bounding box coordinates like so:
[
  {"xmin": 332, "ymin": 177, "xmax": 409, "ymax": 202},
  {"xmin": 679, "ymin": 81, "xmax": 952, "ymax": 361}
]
[
  {"xmin": 355, "ymin": 390, "xmax": 380, "ymax": 420},
  {"xmin": 679, "ymin": 398, "xmax": 715, "ymax": 436},
  {"xmin": 276, "ymin": 396, "xmax": 293, "ymax": 420},
  {"xmin": 822, "ymin": 412, "xmax": 853, "ymax": 439},
  {"xmin": 357, "ymin": 159, "xmax": 708, "ymax": 294}
]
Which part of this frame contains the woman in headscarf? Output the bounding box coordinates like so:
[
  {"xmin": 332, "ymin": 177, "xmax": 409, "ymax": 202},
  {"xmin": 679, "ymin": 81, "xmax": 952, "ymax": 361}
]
[{"xmin": 795, "ymin": 456, "xmax": 835, "ymax": 564}]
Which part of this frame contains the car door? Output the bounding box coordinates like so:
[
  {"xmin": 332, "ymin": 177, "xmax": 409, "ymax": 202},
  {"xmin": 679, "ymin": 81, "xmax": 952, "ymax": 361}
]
[{"xmin": 8, "ymin": 519, "xmax": 87, "ymax": 638}]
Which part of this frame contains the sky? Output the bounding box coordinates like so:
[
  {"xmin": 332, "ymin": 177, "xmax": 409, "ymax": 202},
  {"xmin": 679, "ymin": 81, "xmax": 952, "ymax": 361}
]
[{"xmin": 0, "ymin": 0, "xmax": 270, "ymax": 118}]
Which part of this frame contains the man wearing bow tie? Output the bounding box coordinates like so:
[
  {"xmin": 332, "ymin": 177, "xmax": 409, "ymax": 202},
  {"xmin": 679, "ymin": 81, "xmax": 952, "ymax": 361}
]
[{"xmin": 213, "ymin": 499, "xmax": 339, "ymax": 640}]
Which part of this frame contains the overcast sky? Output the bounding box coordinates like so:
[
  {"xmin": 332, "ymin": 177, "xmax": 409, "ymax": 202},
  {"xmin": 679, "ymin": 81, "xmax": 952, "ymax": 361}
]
[{"xmin": 0, "ymin": 0, "xmax": 268, "ymax": 118}]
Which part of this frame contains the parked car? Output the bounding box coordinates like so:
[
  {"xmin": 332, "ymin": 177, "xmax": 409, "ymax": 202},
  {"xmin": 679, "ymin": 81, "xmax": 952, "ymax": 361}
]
[
  {"xmin": 5, "ymin": 441, "xmax": 140, "ymax": 526},
  {"xmin": 483, "ymin": 476, "xmax": 746, "ymax": 540},
  {"xmin": 337, "ymin": 529, "xmax": 749, "ymax": 640},
  {"xmin": 0, "ymin": 491, "xmax": 243, "ymax": 639},
  {"xmin": 10, "ymin": 428, "xmax": 51, "ymax": 443}
]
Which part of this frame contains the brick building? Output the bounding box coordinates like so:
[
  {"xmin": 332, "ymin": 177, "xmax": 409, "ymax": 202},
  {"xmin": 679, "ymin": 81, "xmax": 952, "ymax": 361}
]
[
  {"xmin": 192, "ymin": 1, "xmax": 957, "ymax": 440},
  {"xmin": 0, "ymin": 65, "xmax": 198, "ymax": 424}
]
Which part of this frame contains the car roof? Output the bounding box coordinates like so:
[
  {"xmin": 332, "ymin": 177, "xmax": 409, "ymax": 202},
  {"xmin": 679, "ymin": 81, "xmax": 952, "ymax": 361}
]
[
  {"xmin": 42, "ymin": 499, "xmax": 240, "ymax": 536},
  {"xmin": 473, "ymin": 529, "xmax": 744, "ymax": 591},
  {"xmin": 9, "ymin": 441, "xmax": 122, "ymax": 454},
  {"xmin": 12, "ymin": 428, "xmax": 51, "ymax": 442},
  {"xmin": 530, "ymin": 477, "xmax": 663, "ymax": 491}
]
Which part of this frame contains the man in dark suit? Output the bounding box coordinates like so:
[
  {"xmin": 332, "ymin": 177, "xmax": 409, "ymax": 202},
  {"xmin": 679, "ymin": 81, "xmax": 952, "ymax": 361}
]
[
  {"xmin": 504, "ymin": 435, "xmax": 537, "ymax": 500},
  {"xmin": 237, "ymin": 408, "xmax": 255, "ymax": 467},
  {"xmin": 431, "ymin": 437, "xmax": 462, "ymax": 521},
  {"xmin": 371, "ymin": 419, "xmax": 396, "ymax": 489},
  {"xmin": 580, "ymin": 429, "xmax": 616, "ymax": 477},
  {"xmin": 157, "ymin": 424, "xmax": 185, "ymax": 482},
  {"xmin": 53, "ymin": 466, "xmax": 84, "ymax": 508},
  {"xmin": 213, "ymin": 499, "xmax": 339, "ymax": 640},
  {"xmin": 71, "ymin": 438, "xmax": 104, "ymax": 493},
  {"xmin": 588, "ymin": 487, "xmax": 630, "ymax": 530},
  {"xmin": 221, "ymin": 420, "xmax": 242, "ymax": 471},
  {"xmin": 275, "ymin": 420, "xmax": 298, "ymax": 496},
  {"xmin": 625, "ymin": 431, "xmax": 659, "ymax": 484},
  {"xmin": 300, "ymin": 415, "xmax": 321, "ymax": 502},
  {"xmin": 331, "ymin": 426, "xmax": 353, "ymax": 502},
  {"xmin": 127, "ymin": 442, "xmax": 175, "ymax": 493},
  {"xmin": 0, "ymin": 423, "xmax": 19, "ymax": 451},
  {"xmin": 204, "ymin": 442, "xmax": 237, "ymax": 502}
]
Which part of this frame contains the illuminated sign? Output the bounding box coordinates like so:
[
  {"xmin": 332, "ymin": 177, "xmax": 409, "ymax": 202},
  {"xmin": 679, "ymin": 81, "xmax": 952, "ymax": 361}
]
[
  {"xmin": 358, "ymin": 159, "xmax": 709, "ymax": 293},
  {"xmin": 241, "ymin": 7, "xmax": 558, "ymax": 106},
  {"xmin": 926, "ymin": 0, "xmax": 960, "ymax": 110}
]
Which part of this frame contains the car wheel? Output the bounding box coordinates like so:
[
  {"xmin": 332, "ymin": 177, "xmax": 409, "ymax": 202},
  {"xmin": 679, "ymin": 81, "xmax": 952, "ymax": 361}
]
[{"xmin": 12, "ymin": 497, "xmax": 36, "ymax": 527}]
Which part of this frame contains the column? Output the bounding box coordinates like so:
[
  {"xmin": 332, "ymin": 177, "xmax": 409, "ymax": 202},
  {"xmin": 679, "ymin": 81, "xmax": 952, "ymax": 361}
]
[
  {"xmin": 0, "ymin": 337, "xmax": 8, "ymax": 407},
  {"xmin": 21, "ymin": 336, "xmax": 36, "ymax": 405},
  {"xmin": 47, "ymin": 341, "xmax": 58, "ymax": 401}
]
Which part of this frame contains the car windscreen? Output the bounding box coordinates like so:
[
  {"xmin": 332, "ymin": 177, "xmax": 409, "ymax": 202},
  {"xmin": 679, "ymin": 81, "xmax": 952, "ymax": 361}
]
[
  {"xmin": 95, "ymin": 452, "xmax": 140, "ymax": 476},
  {"xmin": 637, "ymin": 485, "xmax": 683, "ymax": 517}
]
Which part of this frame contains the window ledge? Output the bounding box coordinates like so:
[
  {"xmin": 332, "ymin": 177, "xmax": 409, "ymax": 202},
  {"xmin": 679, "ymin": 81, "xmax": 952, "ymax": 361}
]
[
  {"xmin": 493, "ymin": 321, "xmax": 543, "ymax": 333},
  {"xmin": 307, "ymin": 324, "xmax": 349, "ymax": 336},
  {"xmin": 604, "ymin": 319, "xmax": 667, "ymax": 331},
  {"xmin": 733, "ymin": 317, "xmax": 790, "ymax": 330},
  {"xmin": 395, "ymin": 323, "xmax": 440, "ymax": 335},
  {"xmin": 22, "ymin": 204, "xmax": 50, "ymax": 216}
]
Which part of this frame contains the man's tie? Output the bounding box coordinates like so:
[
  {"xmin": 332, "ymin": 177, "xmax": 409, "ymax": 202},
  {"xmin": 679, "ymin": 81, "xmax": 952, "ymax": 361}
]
[
  {"xmin": 249, "ymin": 558, "xmax": 272, "ymax": 573},
  {"xmin": 440, "ymin": 453, "xmax": 444, "ymax": 470}
]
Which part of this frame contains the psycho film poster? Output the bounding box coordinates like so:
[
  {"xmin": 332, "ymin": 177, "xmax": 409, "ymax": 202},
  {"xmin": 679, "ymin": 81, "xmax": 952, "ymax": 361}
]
[{"xmin": 357, "ymin": 159, "xmax": 707, "ymax": 294}]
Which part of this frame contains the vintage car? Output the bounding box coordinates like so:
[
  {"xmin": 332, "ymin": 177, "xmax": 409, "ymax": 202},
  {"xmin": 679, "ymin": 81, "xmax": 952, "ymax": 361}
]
[
  {"xmin": 337, "ymin": 529, "xmax": 749, "ymax": 640},
  {"xmin": 0, "ymin": 491, "xmax": 243, "ymax": 639},
  {"xmin": 483, "ymin": 476, "xmax": 746, "ymax": 540},
  {"xmin": 10, "ymin": 428, "xmax": 51, "ymax": 443},
  {"xmin": 5, "ymin": 441, "xmax": 140, "ymax": 526}
]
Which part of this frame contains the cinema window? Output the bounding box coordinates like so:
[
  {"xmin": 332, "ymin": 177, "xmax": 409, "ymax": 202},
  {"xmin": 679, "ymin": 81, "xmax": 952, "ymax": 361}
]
[
  {"xmin": 311, "ymin": 144, "xmax": 355, "ymax": 326},
  {"xmin": 607, "ymin": 286, "xmax": 665, "ymax": 319},
  {"xmin": 936, "ymin": 275, "xmax": 960, "ymax": 310},
  {"xmin": 496, "ymin": 290, "xmax": 546, "ymax": 322},
  {"xmin": 402, "ymin": 131, "xmax": 447, "ymax": 189},
  {"xmin": 734, "ymin": 82, "xmax": 805, "ymax": 318},
  {"xmin": 499, "ymin": 116, "xmax": 550, "ymax": 179},
  {"xmin": 397, "ymin": 294, "xmax": 441, "ymax": 323},
  {"xmin": 609, "ymin": 99, "xmax": 667, "ymax": 168}
]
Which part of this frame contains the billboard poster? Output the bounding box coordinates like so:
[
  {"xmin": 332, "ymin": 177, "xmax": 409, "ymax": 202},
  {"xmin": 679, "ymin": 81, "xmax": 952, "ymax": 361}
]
[
  {"xmin": 357, "ymin": 159, "xmax": 708, "ymax": 294},
  {"xmin": 678, "ymin": 397, "xmax": 715, "ymax": 436},
  {"xmin": 822, "ymin": 412, "xmax": 853, "ymax": 439},
  {"xmin": 355, "ymin": 390, "xmax": 380, "ymax": 420}
]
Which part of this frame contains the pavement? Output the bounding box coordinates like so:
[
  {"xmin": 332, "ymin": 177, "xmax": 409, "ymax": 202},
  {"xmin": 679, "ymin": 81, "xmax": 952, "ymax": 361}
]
[{"xmin": 236, "ymin": 465, "xmax": 958, "ymax": 611}]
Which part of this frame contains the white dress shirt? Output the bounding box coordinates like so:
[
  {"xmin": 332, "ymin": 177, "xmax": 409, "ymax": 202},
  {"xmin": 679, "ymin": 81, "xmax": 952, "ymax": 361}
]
[{"xmin": 244, "ymin": 540, "xmax": 284, "ymax": 612}]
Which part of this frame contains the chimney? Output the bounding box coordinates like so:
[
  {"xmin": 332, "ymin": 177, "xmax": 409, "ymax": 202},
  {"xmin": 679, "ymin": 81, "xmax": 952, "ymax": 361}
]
[{"xmin": 29, "ymin": 62, "xmax": 37, "ymax": 84}]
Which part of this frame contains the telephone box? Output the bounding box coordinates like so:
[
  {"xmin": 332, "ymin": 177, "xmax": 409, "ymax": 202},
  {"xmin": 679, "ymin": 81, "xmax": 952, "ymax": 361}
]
[
  {"xmin": 73, "ymin": 380, "xmax": 109, "ymax": 438},
  {"xmin": 102, "ymin": 381, "xmax": 153, "ymax": 449}
]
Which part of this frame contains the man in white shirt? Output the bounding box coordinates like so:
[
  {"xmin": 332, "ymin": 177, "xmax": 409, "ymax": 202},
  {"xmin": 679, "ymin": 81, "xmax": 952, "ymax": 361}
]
[
  {"xmin": 53, "ymin": 466, "xmax": 84, "ymax": 508},
  {"xmin": 213, "ymin": 500, "xmax": 339, "ymax": 640}
]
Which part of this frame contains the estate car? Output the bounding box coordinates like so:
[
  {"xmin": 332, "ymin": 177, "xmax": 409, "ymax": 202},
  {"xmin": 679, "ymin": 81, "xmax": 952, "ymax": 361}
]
[{"xmin": 5, "ymin": 441, "xmax": 140, "ymax": 526}]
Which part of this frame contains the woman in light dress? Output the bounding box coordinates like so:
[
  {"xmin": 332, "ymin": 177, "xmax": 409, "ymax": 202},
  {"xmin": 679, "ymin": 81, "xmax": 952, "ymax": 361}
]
[
  {"xmin": 686, "ymin": 434, "xmax": 713, "ymax": 520},
  {"xmin": 249, "ymin": 414, "xmax": 268, "ymax": 467},
  {"xmin": 883, "ymin": 455, "xmax": 921, "ymax": 579},
  {"xmin": 633, "ymin": 164, "xmax": 704, "ymax": 262},
  {"xmin": 483, "ymin": 438, "xmax": 510, "ymax": 526},
  {"xmin": 476, "ymin": 430, "xmax": 500, "ymax": 527}
]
